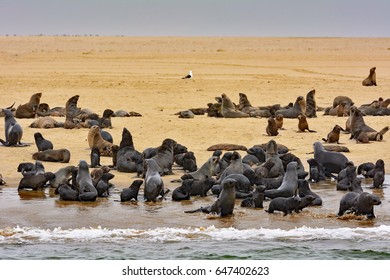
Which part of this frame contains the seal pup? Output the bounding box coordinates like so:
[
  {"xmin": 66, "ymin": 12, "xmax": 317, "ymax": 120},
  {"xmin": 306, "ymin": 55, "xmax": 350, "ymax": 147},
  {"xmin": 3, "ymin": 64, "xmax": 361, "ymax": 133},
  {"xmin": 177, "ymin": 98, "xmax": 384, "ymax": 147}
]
[
  {"xmin": 96, "ymin": 172, "xmax": 115, "ymax": 197},
  {"xmin": 306, "ymin": 158, "xmax": 325, "ymax": 183},
  {"xmin": 240, "ymin": 185, "xmax": 265, "ymax": 208},
  {"xmin": 76, "ymin": 160, "xmax": 98, "ymax": 202},
  {"xmin": 265, "ymin": 196, "xmax": 301, "ymax": 216},
  {"xmin": 336, "ymin": 163, "xmax": 357, "ymax": 191},
  {"xmin": 34, "ymin": 132, "xmax": 53, "ymax": 151},
  {"xmin": 185, "ymin": 178, "xmax": 237, "ymax": 217},
  {"xmin": 18, "ymin": 172, "xmax": 55, "ymax": 191},
  {"xmin": 120, "ymin": 180, "xmax": 143, "ymax": 202},
  {"xmin": 266, "ymin": 117, "xmax": 279, "ymax": 136},
  {"xmin": 275, "ymin": 114, "xmax": 284, "ymax": 130},
  {"xmin": 372, "ymin": 159, "xmax": 385, "ymax": 188},
  {"xmin": 357, "ymin": 162, "xmax": 375, "ymax": 178},
  {"xmin": 313, "ymin": 141, "xmax": 349, "ymax": 178},
  {"xmin": 297, "ymin": 179, "xmax": 322, "ymax": 205},
  {"xmin": 15, "ymin": 92, "xmax": 42, "ymax": 118},
  {"xmin": 97, "ymin": 109, "xmax": 114, "ymax": 128},
  {"xmin": 172, "ymin": 180, "xmax": 192, "ymax": 201},
  {"xmin": 305, "ymin": 89, "xmax": 317, "ymax": 118},
  {"xmin": 151, "ymin": 138, "xmax": 177, "ymax": 175},
  {"xmin": 0, "ymin": 109, "xmax": 26, "ymax": 147},
  {"xmin": 32, "ymin": 149, "xmax": 71, "ymax": 163},
  {"xmin": 90, "ymin": 147, "xmax": 101, "ymax": 168},
  {"xmin": 322, "ymin": 125, "xmax": 344, "ymax": 144},
  {"xmin": 144, "ymin": 158, "xmax": 166, "ymax": 202},
  {"xmin": 362, "ymin": 67, "xmax": 377, "ymax": 86},
  {"xmin": 87, "ymin": 125, "xmax": 114, "ymax": 156},
  {"xmin": 338, "ymin": 192, "xmax": 381, "ymax": 219},
  {"xmin": 116, "ymin": 128, "xmax": 143, "ymax": 173},
  {"xmin": 220, "ymin": 93, "xmax": 250, "ymax": 118},
  {"xmin": 56, "ymin": 184, "xmax": 79, "ymax": 201},
  {"xmin": 17, "ymin": 162, "xmax": 36, "ymax": 175},
  {"xmin": 297, "ymin": 114, "xmax": 316, "ymax": 132}
]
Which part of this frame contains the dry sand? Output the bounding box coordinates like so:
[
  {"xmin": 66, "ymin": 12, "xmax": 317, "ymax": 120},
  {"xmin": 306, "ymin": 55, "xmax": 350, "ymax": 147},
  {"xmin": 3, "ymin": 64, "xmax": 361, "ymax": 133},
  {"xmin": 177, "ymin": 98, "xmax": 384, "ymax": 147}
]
[{"xmin": 0, "ymin": 36, "xmax": 389, "ymax": 230}]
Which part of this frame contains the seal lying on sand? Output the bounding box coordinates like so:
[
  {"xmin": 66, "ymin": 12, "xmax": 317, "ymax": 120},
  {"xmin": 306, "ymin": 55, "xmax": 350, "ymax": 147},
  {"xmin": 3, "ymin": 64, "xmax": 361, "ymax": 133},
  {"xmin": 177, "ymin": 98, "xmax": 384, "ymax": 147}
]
[
  {"xmin": 15, "ymin": 92, "xmax": 42, "ymax": 118},
  {"xmin": 185, "ymin": 178, "xmax": 237, "ymax": 217},
  {"xmin": 29, "ymin": 116, "xmax": 64, "ymax": 129},
  {"xmin": 32, "ymin": 149, "xmax": 71, "ymax": 163}
]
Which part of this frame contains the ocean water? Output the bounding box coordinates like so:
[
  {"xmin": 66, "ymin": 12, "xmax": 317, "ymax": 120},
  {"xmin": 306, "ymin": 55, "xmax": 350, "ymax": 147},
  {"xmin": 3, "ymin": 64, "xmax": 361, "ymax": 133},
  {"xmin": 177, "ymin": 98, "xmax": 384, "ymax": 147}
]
[{"xmin": 1, "ymin": 175, "xmax": 390, "ymax": 260}]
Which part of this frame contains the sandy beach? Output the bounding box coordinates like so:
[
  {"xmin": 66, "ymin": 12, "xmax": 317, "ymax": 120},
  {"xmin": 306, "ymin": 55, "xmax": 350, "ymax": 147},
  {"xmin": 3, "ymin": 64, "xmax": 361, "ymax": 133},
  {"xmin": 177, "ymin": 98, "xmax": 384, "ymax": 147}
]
[{"xmin": 0, "ymin": 36, "xmax": 389, "ymax": 231}]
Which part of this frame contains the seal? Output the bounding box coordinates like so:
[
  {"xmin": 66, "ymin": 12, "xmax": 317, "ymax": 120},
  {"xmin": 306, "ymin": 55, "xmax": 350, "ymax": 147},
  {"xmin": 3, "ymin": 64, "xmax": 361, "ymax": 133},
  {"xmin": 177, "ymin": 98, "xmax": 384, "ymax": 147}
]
[
  {"xmin": 352, "ymin": 129, "xmax": 369, "ymax": 143},
  {"xmin": 255, "ymin": 140, "xmax": 285, "ymax": 179},
  {"xmin": 177, "ymin": 110, "xmax": 195, "ymax": 119},
  {"xmin": 265, "ymin": 196, "xmax": 301, "ymax": 216},
  {"xmin": 357, "ymin": 162, "xmax": 375, "ymax": 178},
  {"xmin": 116, "ymin": 127, "xmax": 143, "ymax": 173},
  {"xmin": 297, "ymin": 114, "xmax": 316, "ymax": 132},
  {"xmin": 32, "ymin": 149, "xmax": 71, "ymax": 163},
  {"xmin": 266, "ymin": 117, "xmax": 279, "ymax": 136},
  {"xmin": 217, "ymin": 151, "xmax": 244, "ymax": 182},
  {"xmin": 0, "ymin": 109, "xmax": 26, "ymax": 147},
  {"xmin": 206, "ymin": 143, "xmax": 247, "ymax": 151},
  {"xmin": 238, "ymin": 93, "xmax": 273, "ymax": 117},
  {"xmin": 296, "ymin": 195, "xmax": 316, "ymax": 212},
  {"xmin": 220, "ymin": 93, "xmax": 250, "ymax": 118},
  {"xmin": 305, "ymin": 89, "xmax": 317, "ymax": 118},
  {"xmin": 49, "ymin": 165, "xmax": 75, "ymax": 189},
  {"xmin": 90, "ymin": 147, "xmax": 101, "ymax": 168},
  {"xmin": 15, "ymin": 92, "xmax": 42, "ymax": 118},
  {"xmin": 34, "ymin": 132, "xmax": 53, "ymax": 151},
  {"xmin": 313, "ymin": 141, "xmax": 349, "ymax": 178},
  {"xmin": 349, "ymin": 106, "xmax": 389, "ymax": 141},
  {"xmin": 144, "ymin": 158, "xmax": 165, "ymax": 202},
  {"xmin": 373, "ymin": 159, "xmax": 385, "ymax": 188},
  {"xmin": 362, "ymin": 67, "xmax": 377, "ymax": 86},
  {"xmin": 275, "ymin": 96, "xmax": 305, "ymax": 118},
  {"xmin": 242, "ymin": 145, "xmax": 266, "ymax": 166},
  {"xmin": 322, "ymin": 125, "xmax": 344, "ymax": 144},
  {"xmin": 175, "ymin": 151, "xmax": 197, "ymax": 172},
  {"xmin": 240, "ymin": 185, "xmax": 265, "ymax": 208},
  {"xmin": 56, "ymin": 184, "xmax": 79, "ymax": 201},
  {"xmin": 96, "ymin": 172, "xmax": 115, "ymax": 197},
  {"xmin": 172, "ymin": 180, "xmax": 192, "ymax": 201},
  {"xmin": 189, "ymin": 177, "xmax": 217, "ymax": 196},
  {"xmin": 151, "ymin": 138, "xmax": 177, "ymax": 175},
  {"xmin": 29, "ymin": 116, "xmax": 64, "ymax": 129},
  {"xmin": 264, "ymin": 161, "xmax": 298, "ymax": 199},
  {"xmin": 18, "ymin": 172, "xmax": 55, "ymax": 191},
  {"xmin": 338, "ymin": 192, "xmax": 381, "ymax": 219},
  {"xmin": 182, "ymin": 156, "xmax": 219, "ymax": 181},
  {"xmin": 279, "ymin": 152, "xmax": 308, "ymax": 179},
  {"xmin": 76, "ymin": 160, "xmax": 98, "ymax": 202},
  {"xmin": 185, "ymin": 177, "xmax": 237, "ymax": 217},
  {"xmin": 120, "ymin": 179, "xmax": 143, "ymax": 202},
  {"xmin": 297, "ymin": 179, "xmax": 322, "ymax": 205},
  {"xmin": 275, "ymin": 114, "xmax": 284, "ymax": 130},
  {"xmin": 87, "ymin": 125, "xmax": 114, "ymax": 156},
  {"xmin": 0, "ymin": 173, "xmax": 6, "ymax": 185},
  {"xmin": 306, "ymin": 158, "xmax": 326, "ymax": 183},
  {"xmin": 333, "ymin": 96, "xmax": 354, "ymax": 108},
  {"xmin": 336, "ymin": 163, "xmax": 357, "ymax": 191}
]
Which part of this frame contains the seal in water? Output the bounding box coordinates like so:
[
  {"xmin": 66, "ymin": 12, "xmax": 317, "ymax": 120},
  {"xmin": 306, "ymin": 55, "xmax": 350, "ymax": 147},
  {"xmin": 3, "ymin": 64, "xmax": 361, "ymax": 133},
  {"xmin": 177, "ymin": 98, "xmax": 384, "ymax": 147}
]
[
  {"xmin": 144, "ymin": 158, "xmax": 165, "ymax": 202},
  {"xmin": 264, "ymin": 161, "xmax": 298, "ymax": 199},
  {"xmin": 265, "ymin": 196, "xmax": 301, "ymax": 216},
  {"xmin": 120, "ymin": 180, "xmax": 143, "ymax": 202},
  {"xmin": 185, "ymin": 178, "xmax": 237, "ymax": 217},
  {"xmin": 76, "ymin": 160, "xmax": 98, "ymax": 202}
]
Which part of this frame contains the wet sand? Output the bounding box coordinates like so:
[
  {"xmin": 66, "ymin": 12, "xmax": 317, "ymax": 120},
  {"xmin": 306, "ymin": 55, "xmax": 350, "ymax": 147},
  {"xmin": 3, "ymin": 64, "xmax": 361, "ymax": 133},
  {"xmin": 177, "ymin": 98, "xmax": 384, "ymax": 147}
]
[{"xmin": 0, "ymin": 36, "xmax": 389, "ymax": 231}]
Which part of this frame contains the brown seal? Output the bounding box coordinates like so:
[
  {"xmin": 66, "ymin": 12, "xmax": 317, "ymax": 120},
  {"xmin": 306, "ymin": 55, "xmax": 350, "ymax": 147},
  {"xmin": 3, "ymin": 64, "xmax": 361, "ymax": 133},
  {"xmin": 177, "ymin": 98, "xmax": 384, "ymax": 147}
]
[
  {"xmin": 275, "ymin": 96, "xmax": 306, "ymax": 118},
  {"xmin": 322, "ymin": 125, "xmax": 344, "ymax": 143},
  {"xmin": 349, "ymin": 106, "xmax": 389, "ymax": 141},
  {"xmin": 275, "ymin": 114, "xmax": 284, "ymax": 130},
  {"xmin": 362, "ymin": 67, "xmax": 377, "ymax": 86},
  {"xmin": 238, "ymin": 93, "xmax": 273, "ymax": 117},
  {"xmin": 352, "ymin": 129, "xmax": 369, "ymax": 143},
  {"xmin": 0, "ymin": 174, "xmax": 6, "ymax": 185},
  {"xmin": 305, "ymin": 89, "xmax": 317, "ymax": 118},
  {"xmin": 221, "ymin": 93, "xmax": 250, "ymax": 118},
  {"xmin": 333, "ymin": 96, "xmax": 353, "ymax": 108},
  {"xmin": 297, "ymin": 114, "xmax": 316, "ymax": 132},
  {"xmin": 266, "ymin": 117, "xmax": 279, "ymax": 136},
  {"xmin": 15, "ymin": 93, "xmax": 42, "ymax": 118},
  {"xmin": 206, "ymin": 143, "xmax": 247, "ymax": 151},
  {"xmin": 87, "ymin": 125, "xmax": 114, "ymax": 156},
  {"xmin": 32, "ymin": 149, "xmax": 71, "ymax": 163},
  {"xmin": 29, "ymin": 116, "xmax": 64, "ymax": 129}
]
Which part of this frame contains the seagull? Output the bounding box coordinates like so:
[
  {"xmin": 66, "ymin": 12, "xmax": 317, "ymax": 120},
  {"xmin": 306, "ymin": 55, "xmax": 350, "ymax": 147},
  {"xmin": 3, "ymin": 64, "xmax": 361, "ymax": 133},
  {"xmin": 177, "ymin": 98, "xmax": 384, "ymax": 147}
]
[{"xmin": 182, "ymin": 70, "xmax": 193, "ymax": 79}]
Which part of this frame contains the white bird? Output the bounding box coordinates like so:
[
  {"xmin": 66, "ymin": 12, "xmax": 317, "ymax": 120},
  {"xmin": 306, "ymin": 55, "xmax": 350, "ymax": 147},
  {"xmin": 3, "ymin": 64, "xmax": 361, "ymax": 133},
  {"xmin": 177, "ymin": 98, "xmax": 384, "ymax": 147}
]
[{"xmin": 182, "ymin": 70, "xmax": 193, "ymax": 79}]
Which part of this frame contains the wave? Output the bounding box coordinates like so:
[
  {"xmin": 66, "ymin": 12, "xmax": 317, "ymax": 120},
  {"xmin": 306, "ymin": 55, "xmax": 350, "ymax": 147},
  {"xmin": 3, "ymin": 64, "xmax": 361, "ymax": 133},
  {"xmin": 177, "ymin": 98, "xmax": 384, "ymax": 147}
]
[{"xmin": 2, "ymin": 225, "xmax": 390, "ymax": 244}]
